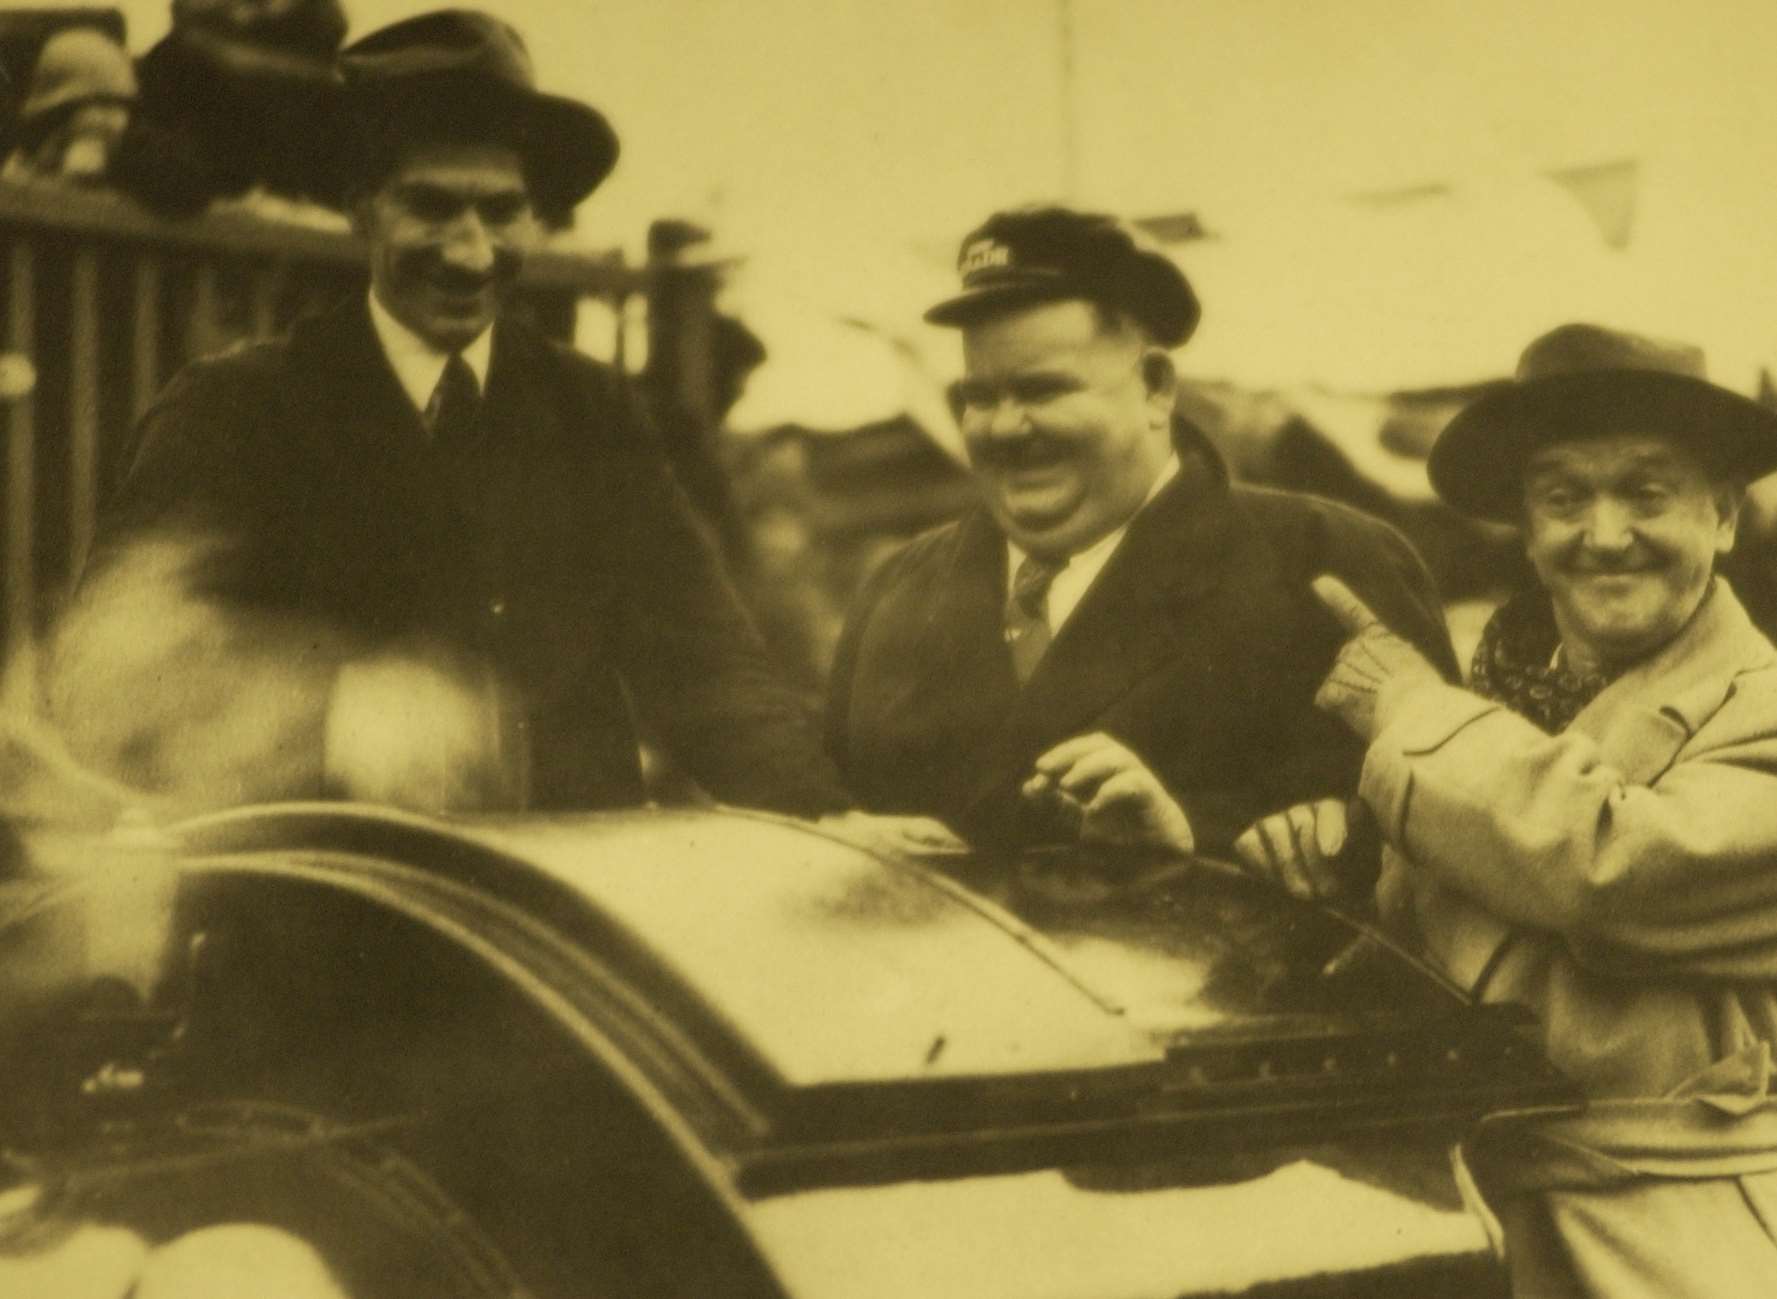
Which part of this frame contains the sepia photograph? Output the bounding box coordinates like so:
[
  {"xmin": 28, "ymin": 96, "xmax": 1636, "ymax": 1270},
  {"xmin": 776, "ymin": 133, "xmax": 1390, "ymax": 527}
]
[{"xmin": 2, "ymin": 1, "xmax": 1776, "ymax": 1295}]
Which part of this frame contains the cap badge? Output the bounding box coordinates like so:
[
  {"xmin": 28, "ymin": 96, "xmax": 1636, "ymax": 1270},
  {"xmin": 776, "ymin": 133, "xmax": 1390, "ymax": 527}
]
[{"xmin": 958, "ymin": 238, "xmax": 1012, "ymax": 278}]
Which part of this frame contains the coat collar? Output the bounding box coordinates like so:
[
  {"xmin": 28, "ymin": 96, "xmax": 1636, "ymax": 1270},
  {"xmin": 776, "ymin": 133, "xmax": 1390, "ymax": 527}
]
[
  {"xmin": 365, "ymin": 290, "xmax": 495, "ymax": 412},
  {"xmin": 956, "ymin": 434, "xmax": 1240, "ymax": 813},
  {"xmin": 291, "ymin": 295, "xmax": 428, "ymax": 446},
  {"xmin": 1570, "ymin": 578, "xmax": 1776, "ymax": 777},
  {"xmin": 288, "ymin": 295, "xmax": 545, "ymax": 451}
]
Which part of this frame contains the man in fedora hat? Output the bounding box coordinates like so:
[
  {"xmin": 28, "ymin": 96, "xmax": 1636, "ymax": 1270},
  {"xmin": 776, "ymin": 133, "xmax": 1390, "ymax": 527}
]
[
  {"xmin": 1239, "ymin": 322, "xmax": 1777, "ymax": 1295},
  {"xmin": 826, "ymin": 203, "xmax": 1455, "ymax": 857},
  {"xmin": 48, "ymin": 10, "xmax": 854, "ymax": 820}
]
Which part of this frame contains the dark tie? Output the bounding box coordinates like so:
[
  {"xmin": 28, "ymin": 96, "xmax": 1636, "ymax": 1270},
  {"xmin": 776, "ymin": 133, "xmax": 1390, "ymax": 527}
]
[
  {"xmin": 1006, "ymin": 553, "xmax": 1068, "ymax": 684},
  {"xmin": 425, "ymin": 352, "xmax": 482, "ymax": 450}
]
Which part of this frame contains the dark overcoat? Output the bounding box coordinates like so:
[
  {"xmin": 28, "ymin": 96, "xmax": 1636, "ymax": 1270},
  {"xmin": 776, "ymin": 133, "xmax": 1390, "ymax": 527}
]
[
  {"xmin": 55, "ymin": 296, "xmax": 848, "ymax": 815},
  {"xmin": 827, "ymin": 430, "xmax": 1458, "ymax": 851}
]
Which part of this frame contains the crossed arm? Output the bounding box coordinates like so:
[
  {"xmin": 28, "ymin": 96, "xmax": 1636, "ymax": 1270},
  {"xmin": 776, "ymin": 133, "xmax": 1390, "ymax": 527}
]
[{"xmin": 1359, "ymin": 679, "xmax": 1777, "ymax": 979}]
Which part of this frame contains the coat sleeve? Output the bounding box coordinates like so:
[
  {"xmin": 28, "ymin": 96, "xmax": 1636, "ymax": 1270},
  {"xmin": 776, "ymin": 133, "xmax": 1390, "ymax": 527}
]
[
  {"xmin": 1361, "ymin": 674, "xmax": 1777, "ymax": 979},
  {"xmin": 823, "ymin": 539, "xmax": 914, "ymax": 784},
  {"xmin": 1177, "ymin": 499, "xmax": 1458, "ymax": 852},
  {"xmin": 596, "ymin": 379, "xmax": 853, "ymax": 818},
  {"xmin": 46, "ymin": 359, "xmax": 348, "ymax": 808}
]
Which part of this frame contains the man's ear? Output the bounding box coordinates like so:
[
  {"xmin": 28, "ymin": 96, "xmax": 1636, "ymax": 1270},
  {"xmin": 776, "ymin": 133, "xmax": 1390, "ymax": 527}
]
[
  {"xmin": 1715, "ymin": 481, "xmax": 1746, "ymax": 555},
  {"xmin": 1140, "ymin": 348, "xmax": 1177, "ymax": 420}
]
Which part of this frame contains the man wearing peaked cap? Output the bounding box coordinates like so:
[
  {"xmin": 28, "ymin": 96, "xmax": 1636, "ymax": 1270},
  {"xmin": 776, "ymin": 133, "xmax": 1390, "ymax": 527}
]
[
  {"xmin": 826, "ymin": 203, "xmax": 1456, "ymax": 860},
  {"xmin": 1245, "ymin": 322, "xmax": 1777, "ymax": 1296},
  {"xmin": 924, "ymin": 206, "xmax": 1202, "ymax": 346},
  {"xmin": 48, "ymin": 10, "xmax": 857, "ymax": 822}
]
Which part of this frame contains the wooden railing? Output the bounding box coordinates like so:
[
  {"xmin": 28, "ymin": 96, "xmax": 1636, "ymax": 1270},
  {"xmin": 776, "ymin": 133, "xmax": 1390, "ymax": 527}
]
[{"xmin": 0, "ymin": 179, "xmax": 706, "ymax": 705}]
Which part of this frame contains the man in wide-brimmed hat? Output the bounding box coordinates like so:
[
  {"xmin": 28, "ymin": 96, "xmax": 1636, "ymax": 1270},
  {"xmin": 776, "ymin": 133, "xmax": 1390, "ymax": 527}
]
[
  {"xmin": 1239, "ymin": 322, "xmax": 1777, "ymax": 1296},
  {"xmin": 827, "ymin": 203, "xmax": 1455, "ymax": 856},
  {"xmin": 121, "ymin": 0, "xmax": 350, "ymax": 215},
  {"xmin": 49, "ymin": 10, "xmax": 855, "ymax": 822}
]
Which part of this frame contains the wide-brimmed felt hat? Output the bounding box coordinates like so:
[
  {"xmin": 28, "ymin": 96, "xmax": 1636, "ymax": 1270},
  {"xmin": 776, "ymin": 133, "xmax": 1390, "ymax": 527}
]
[
  {"xmin": 1429, "ymin": 322, "xmax": 1777, "ymax": 521},
  {"xmin": 337, "ymin": 9, "xmax": 617, "ymax": 214},
  {"xmin": 925, "ymin": 205, "xmax": 1200, "ymax": 347}
]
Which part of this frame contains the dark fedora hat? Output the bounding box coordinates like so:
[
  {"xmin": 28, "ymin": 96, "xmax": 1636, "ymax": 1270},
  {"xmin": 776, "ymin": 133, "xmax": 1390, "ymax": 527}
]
[
  {"xmin": 925, "ymin": 205, "xmax": 1200, "ymax": 347},
  {"xmin": 1429, "ymin": 323, "xmax": 1777, "ymax": 521},
  {"xmin": 337, "ymin": 9, "xmax": 617, "ymax": 215}
]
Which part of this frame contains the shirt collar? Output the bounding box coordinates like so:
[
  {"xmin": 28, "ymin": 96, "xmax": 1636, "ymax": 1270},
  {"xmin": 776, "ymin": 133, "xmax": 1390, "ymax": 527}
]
[
  {"xmin": 1006, "ymin": 453, "xmax": 1179, "ymax": 632},
  {"xmin": 366, "ymin": 289, "xmax": 494, "ymax": 414},
  {"xmin": 1007, "ymin": 453, "xmax": 1178, "ymax": 573}
]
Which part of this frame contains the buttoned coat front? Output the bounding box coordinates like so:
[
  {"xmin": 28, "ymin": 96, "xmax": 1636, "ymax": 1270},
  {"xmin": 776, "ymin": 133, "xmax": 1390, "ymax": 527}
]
[
  {"xmin": 51, "ymin": 297, "xmax": 848, "ymax": 816},
  {"xmin": 827, "ymin": 432, "xmax": 1457, "ymax": 851}
]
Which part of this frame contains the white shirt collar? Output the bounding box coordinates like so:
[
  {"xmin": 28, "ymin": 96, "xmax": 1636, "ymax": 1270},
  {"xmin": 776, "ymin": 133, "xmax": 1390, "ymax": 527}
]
[
  {"xmin": 366, "ymin": 289, "xmax": 494, "ymax": 415},
  {"xmin": 1007, "ymin": 453, "xmax": 1179, "ymax": 636}
]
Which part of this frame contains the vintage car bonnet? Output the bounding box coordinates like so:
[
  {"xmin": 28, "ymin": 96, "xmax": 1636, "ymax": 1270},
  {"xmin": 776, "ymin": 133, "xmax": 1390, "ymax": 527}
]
[{"xmin": 0, "ymin": 806, "xmax": 1572, "ymax": 1298}]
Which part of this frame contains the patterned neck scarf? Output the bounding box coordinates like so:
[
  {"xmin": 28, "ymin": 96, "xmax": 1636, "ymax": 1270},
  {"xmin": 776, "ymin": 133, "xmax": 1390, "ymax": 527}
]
[{"xmin": 1469, "ymin": 589, "xmax": 1618, "ymax": 734}]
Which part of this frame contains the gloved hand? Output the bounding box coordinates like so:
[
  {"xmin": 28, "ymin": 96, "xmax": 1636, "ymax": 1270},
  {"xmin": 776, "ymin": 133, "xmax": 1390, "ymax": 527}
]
[
  {"xmin": 1234, "ymin": 797, "xmax": 1375, "ymax": 901},
  {"xmin": 1312, "ymin": 575, "xmax": 1443, "ymax": 743}
]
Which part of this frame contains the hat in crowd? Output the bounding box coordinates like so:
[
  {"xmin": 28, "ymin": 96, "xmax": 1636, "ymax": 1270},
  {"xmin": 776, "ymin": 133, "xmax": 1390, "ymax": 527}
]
[
  {"xmin": 19, "ymin": 27, "xmax": 136, "ymax": 123},
  {"xmin": 1430, "ymin": 322, "xmax": 1777, "ymax": 521},
  {"xmin": 172, "ymin": 0, "xmax": 347, "ymax": 63},
  {"xmin": 925, "ymin": 205, "xmax": 1200, "ymax": 347},
  {"xmin": 337, "ymin": 9, "xmax": 618, "ymax": 214}
]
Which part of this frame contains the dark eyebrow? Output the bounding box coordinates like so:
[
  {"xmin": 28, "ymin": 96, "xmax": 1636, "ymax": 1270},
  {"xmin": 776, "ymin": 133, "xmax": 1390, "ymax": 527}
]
[
  {"xmin": 395, "ymin": 182, "xmax": 460, "ymax": 203},
  {"xmin": 993, "ymin": 369, "xmax": 1082, "ymax": 393},
  {"xmin": 396, "ymin": 182, "xmax": 530, "ymax": 208},
  {"xmin": 1526, "ymin": 449, "xmax": 1685, "ymax": 478}
]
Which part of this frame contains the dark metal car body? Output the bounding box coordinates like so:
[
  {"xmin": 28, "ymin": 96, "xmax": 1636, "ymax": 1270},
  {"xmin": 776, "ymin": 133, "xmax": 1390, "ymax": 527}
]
[{"xmin": 0, "ymin": 805, "xmax": 1572, "ymax": 1297}]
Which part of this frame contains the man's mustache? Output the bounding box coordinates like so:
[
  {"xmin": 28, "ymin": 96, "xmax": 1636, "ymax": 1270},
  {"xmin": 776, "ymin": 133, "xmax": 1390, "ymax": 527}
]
[
  {"xmin": 398, "ymin": 250, "xmax": 524, "ymax": 293},
  {"xmin": 970, "ymin": 434, "xmax": 1074, "ymax": 470}
]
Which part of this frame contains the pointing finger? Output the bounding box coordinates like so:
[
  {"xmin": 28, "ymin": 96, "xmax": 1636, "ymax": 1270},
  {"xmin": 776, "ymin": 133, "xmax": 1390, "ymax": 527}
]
[{"xmin": 1311, "ymin": 575, "xmax": 1382, "ymax": 636}]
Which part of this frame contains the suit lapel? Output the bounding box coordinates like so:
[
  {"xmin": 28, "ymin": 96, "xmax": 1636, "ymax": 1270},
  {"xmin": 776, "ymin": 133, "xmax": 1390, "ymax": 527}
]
[
  {"xmin": 278, "ymin": 299, "xmax": 501, "ymax": 623},
  {"xmin": 289, "ymin": 297, "xmax": 432, "ymax": 462},
  {"xmin": 961, "ymin": 450, "xmax": 1236, "ymax": 814},
  {"xmin": 841, "ymin": 505, "xmax": 1018, "ymax": 818},
  {"xmin": 480, "ymin": 318, "xmax": 561, "ymax": 455},
  {"xmin": 1572, "ymin": 580, "xmax": 1775, "ymax": 784},
  {"xmin": 902, "ymin": 507, "xmax": 1020, "ymax": 747}
]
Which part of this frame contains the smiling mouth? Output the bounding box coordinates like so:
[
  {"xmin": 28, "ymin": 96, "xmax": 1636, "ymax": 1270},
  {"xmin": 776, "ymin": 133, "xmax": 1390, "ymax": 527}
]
[
  {"xmin": 430, "ymin": 283, "xmax": 491, "ymax": 303},
  {"xmin": 979, "ymin": 441, "xmax": 1073, "ymax": 473}
]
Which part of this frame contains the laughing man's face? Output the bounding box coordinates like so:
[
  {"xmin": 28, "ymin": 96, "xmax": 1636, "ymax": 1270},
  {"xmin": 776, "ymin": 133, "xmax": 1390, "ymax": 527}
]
[
  {"xmin": 356, "ymin": 142, "xmax": 539, "ymax": 352},
  {"xmin": 1521, "ymin": 433, "xmax": 1739, "ymax": 670},
  {"xmin": 955, "ymin": 299, "xmax": 1175, "ymax": 560}
]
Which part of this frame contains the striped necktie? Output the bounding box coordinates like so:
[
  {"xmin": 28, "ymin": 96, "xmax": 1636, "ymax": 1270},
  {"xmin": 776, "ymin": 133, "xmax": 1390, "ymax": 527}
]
[{"xmin": 1006, "ymin": 553, "xmax": 1068, "ymax": 684}]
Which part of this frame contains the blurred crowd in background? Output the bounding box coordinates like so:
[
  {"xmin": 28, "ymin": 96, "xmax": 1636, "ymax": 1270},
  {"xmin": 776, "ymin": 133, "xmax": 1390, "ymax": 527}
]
[{"xmin": 0, "ymin": 2, "xmax": 347, "ymax": 220}]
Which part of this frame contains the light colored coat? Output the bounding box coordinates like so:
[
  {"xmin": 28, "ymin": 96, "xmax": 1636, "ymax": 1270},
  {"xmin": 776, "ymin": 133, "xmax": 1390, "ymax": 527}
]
[{"xmin": 1362, "ymin": 579, "xmax": 1777, "ymax": 1297}]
